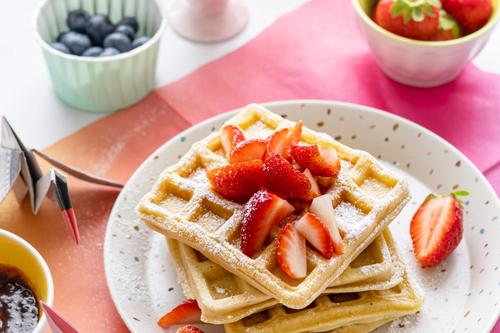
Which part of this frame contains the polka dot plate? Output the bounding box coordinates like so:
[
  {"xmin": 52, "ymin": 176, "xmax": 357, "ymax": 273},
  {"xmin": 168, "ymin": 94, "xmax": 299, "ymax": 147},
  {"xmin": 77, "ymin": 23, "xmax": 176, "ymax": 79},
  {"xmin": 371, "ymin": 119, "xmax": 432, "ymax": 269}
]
[{"xmin": 104, "ymin": 100, "xmax": 500, "ymax": 333}]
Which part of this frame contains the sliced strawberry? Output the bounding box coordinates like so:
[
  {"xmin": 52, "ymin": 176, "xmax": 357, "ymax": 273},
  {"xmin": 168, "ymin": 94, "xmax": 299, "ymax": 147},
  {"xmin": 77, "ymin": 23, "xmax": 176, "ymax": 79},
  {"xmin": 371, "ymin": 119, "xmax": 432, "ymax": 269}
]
[
  {"xmin": 207, "ymin": 160, "xmax": 264, "ymax": 203},
  {"xmin": 158, "ymin": 299, "xmax": 201, "ymax": 328},
  {"xmin": 277, "ymin": 223, "xmax": 307, "ymax": 279},
  {"xmin": 265, "ymin": 121, "xmax": 303, "ymax": 160},
  {"xmin": 309, "ymin": 194, "xmax": 344, "ymax": 255},
  {"xmin": 176, "ymin": 326, "xmax": 205, "ymax": 333},
  {"xmin": 288, "ymin": 120, "xmax": 303, "ymax": 146},
  {"xmin": 241, "ymin": 190, "xmax": 295, "ymax": 257},
  {"xmin": 291, "ymin": 144, "xmax": 341, "ymax": 177},
  {"xmin": 229, "ymin": 139, "xmax": 267, "ymax": 163},
  {"xmin": 221, "ymin": 125, "xmax": 245, "ymax": 158},
  {"xmin": 410, "ymin": 193, "xmax": 464, "ymax": 267},
  {"xmin": 295, "ymin": 212, "xmax": 334, "ymax": 259},
  {"xmin": 303, "ymin": 169, "xmax": 320, "ymax": 198},
  {"xmin": 262, "ymin": 154, "xmax": 313, "ymax": 201},
  {"xmin": 265, "ymin": 128, "xmax": 290, "ymax": 159}
]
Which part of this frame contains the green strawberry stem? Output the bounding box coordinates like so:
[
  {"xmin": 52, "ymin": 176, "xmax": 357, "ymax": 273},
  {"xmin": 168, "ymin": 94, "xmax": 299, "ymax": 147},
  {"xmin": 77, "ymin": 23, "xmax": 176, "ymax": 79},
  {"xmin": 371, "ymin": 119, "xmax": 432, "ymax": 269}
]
[{"xmin": 390, "ymin": 0, "xmax": 441, "ymax": 23}]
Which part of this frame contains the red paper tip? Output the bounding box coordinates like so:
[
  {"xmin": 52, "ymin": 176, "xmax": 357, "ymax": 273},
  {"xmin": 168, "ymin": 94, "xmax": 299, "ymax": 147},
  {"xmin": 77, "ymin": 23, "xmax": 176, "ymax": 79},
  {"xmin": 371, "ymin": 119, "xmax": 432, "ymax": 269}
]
[
  {"xmin": 62, "ymin": 208, "xmax": 80, "ymax": 245},
  {"xmin": 40, "ymin": 301, "xmax": 79, "ymax": 333}
]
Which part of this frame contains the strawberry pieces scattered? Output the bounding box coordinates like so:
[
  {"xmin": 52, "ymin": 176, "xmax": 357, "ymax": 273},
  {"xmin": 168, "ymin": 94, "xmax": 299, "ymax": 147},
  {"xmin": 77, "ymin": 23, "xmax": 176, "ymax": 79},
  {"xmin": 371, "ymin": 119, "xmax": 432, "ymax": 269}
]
[
  {"xmin": 265, "ymin": 121, "xmax": 303, "ymax": 160},
  {"xmin": 373, "ymin": 0, "xmax": 440, "ymax": 40},
  {"xmin": 291, "ymin": 144, "xmax": 341, "ymax": 177},
  {"xmin": 310, "ymin": 194, "xmax": 344, "ymax": 255},
  {"xmin": 262, "ymin": 154, "xmax": 313, "ymax": 201},
  {"xmin": 277, "ymin": 223, "xmax": 307, "ymax": 279},
  {"xmin": 295, "ymin": 212, "xmax": 334, "ymax": 259},
  {"xmin": 442, "ymin": 0, "xmax": 492, "ymax": 34},
  {"xmin": 221, "ymin": 125, "xmax": 245, "ymax": 158},
  {"xmin": 410, "ymin": 192, "xmax": 465, "ymax": 267},
  {"xmin": 176, "ymin": 326, "xmax": 205, "ymax": 333},
  {"xmin": 158, "ymin": 299, "xmax": 201, "ymax": 328},
  {"xmin": 241, "ymin": 190, "xmax": 295, "ymax": 257},
  {"xmin": 229, "ymin": 139, "xmax": 267, "ymax": 163},
  {"xmin": 207, "ymin": 160, "xmax": 264, "ymax": 203},
  {"xmin": 303, "ymin": 169, "xmax": 320, "ymax": 198}
]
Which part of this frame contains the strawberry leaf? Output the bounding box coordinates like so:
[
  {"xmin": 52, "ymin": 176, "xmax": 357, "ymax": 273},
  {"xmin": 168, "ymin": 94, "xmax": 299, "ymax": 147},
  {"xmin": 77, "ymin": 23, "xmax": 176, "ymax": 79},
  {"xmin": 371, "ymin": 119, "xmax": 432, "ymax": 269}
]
[
  {"xmin": 453, "ymin": 190, "xmax": 470, "ymax": 197},
  {"xmin": 412, "ymin": 7, "xmax": 424, "ymax": 22}
]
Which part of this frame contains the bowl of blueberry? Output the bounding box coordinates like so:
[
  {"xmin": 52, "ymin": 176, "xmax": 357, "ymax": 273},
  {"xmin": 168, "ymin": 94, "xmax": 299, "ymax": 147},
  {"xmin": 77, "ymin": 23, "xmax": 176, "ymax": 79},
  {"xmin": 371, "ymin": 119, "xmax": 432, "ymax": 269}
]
[{"xmin": 35, "ymin": 0, "xmax": 166, "ymax": 112}]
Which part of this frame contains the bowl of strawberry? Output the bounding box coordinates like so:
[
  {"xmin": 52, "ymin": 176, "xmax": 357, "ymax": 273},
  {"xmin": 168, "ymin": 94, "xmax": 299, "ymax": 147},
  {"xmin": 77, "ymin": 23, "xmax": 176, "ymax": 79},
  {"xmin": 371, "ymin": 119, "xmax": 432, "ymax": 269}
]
[
  {"xmin": 34, "ymin": 0, "xmax": 166, "ymax": 112},
  {"xmin": 352, "ymin": 0, "xmax": 499, "ymax": 87}
]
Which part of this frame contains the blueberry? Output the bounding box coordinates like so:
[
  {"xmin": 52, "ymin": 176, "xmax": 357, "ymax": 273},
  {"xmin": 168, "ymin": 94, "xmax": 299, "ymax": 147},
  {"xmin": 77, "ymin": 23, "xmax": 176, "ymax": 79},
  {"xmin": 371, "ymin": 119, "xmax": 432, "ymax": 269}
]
[
  {"xmin": 103, "ymin": 33, "xmax": 132, "ymax": 52},
  {"xmin": 85, "ymin": 15, "xmax": 114, "ymax": 46},
  {"xmin": 117, "ymin": 17, "xmax": 139, "ymax": 33},
  {"xmin": 51, "ymin": 42, "xmax": 70, "ymax": 54},
  {"xmin": 132, "ymin": 36, "xmax": 150, "ymax": 49},
  {"xmin": 66, "ymin": 9, "xmax": 90, "ymax": 33},
  {"xmin": 82, "ymin": 46, "xmax": 103, "ymax": 57},
  {"xmin": 99, "ymin": 47, "xmax": 120, "ymax": 57},
  {"xmin": 115, "ymin": 25, "xmax": 135, "ymax": 40},
  {"xmin": 60, "ymin": 31, "xmax": 91, "ymax": 55},
  {"xmin": 56, "ymin": 31, "xmax": 68, "ymax": 42}
]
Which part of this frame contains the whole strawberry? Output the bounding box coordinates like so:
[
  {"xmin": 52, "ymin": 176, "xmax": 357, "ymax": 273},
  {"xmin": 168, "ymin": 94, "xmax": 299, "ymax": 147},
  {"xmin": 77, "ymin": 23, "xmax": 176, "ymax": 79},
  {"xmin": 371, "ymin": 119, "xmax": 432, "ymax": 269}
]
[
  {"xmin": 429, "ymin": 9, "xmax": 462, "ymax": 41},
  {"xmin": 442, "ymin": 0, "xmax": 493, "ymax": 33},
  {"xmin": 373, "ymin": 0, "xmax": 441, "ymax": 40}
]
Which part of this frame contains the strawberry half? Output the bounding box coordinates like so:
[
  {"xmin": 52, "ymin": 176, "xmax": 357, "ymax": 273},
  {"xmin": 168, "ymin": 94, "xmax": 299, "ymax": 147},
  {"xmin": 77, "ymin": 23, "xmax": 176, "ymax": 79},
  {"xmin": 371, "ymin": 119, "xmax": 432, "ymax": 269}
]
[
  {"xmin": 291, "ymin": 144, "xmax": 341, "ymax": 177},
  {"xmin": 241, "ymin": 190, "xmax": 295, "ymax": 257},
  {"xmin": 262, "ymin": 154, "xmax": 313, "ymax": 201},
  {"xmin": 277, "ymin": 223, "xmax": 307, "ymax": 279},
  {"xmin": 265, "ymin": 121, "xmax": 303, "ymax": 160},
  {"xmin": 221, "ymin": 125, "xmax": 245, "ymax": 158},
  {"xmin": 442, "ymin": 0, "xmax": 493, "ymax": 34},
  {"xmin": 303, "ymin": 169, "xmax": 321, "ymax": 198},
  {"xmin": 309, "ymin": 194, "xmax": 344, "ymax": 255},
  {"xmin": 295, "ymin": 212, "xmax": 334, "ymax": 259},
  {"xmin": 229, "ymin": 139, "xmax": 267, "ymax": 163},
  {"xmin": 176, "ymin": 326, "xmax": 205, "ymax": 333},
  {"xmin": 158, "ymin": 299, "xmax": 201, "ymax": 328},
  {"xmin": 410, "ymin": 192, "xmax": 465, "ymax": 267},
  {"xmin": 207, "ymin": 160, "xmax": 264, "ymax": 203},
  {"xmin": 266, "ymin": 128, "xmax": 290, "ymax": 159},
  {"xmin": 373, "ymin": 0, "xmax": 440, "ymax": 40}
]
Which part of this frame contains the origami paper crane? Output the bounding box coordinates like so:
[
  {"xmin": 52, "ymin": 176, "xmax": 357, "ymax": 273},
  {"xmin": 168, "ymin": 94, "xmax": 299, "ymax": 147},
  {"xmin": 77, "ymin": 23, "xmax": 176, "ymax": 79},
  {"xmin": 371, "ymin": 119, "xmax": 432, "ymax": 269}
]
[{"xmin": 0, "ymin": 117, "xmax": 123, "ymax": 244}]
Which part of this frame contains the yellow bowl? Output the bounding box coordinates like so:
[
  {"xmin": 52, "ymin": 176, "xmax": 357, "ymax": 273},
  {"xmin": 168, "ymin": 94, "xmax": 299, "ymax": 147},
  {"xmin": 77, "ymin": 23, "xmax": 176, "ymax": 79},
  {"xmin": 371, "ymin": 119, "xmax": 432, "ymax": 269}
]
[
  {"xmin": 352, "ymin": 0, "xmax": 500, "ymax": 87},
  {"xmin": 0, "ymin": 229, "xmax": 54, "ymax": 333}
]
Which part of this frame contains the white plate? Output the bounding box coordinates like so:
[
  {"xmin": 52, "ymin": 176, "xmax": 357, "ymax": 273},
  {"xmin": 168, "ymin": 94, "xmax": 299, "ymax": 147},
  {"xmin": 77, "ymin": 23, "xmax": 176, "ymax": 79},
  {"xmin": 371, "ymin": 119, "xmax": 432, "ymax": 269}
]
[{"xmin": 104, "ymin": 100, "xmax": 500, "ymax": 333}]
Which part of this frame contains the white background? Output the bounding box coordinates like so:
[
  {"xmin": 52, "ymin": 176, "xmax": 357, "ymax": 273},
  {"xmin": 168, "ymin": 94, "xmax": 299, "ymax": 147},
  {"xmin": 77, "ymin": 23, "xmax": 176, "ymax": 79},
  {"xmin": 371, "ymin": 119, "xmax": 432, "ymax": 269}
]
[{"xmin": 0, "ymin": 0, "xmax": 499, "ymax": 149}]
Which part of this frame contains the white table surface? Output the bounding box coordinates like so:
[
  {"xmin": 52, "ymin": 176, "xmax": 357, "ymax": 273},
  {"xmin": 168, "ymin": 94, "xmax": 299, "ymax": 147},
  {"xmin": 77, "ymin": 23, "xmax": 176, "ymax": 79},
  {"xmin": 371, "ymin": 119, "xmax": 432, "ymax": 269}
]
[{"xmin": 1, "ymin": 0, "xmax": 499, "ymax": 149}]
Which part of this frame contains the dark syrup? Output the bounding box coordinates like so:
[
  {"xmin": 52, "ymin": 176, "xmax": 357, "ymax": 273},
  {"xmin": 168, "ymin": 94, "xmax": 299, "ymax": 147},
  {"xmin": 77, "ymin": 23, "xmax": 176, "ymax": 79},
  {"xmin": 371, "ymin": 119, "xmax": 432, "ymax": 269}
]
[{"xmin": 0, "ymin": 265, "xmax": 39, "ymax": 333}]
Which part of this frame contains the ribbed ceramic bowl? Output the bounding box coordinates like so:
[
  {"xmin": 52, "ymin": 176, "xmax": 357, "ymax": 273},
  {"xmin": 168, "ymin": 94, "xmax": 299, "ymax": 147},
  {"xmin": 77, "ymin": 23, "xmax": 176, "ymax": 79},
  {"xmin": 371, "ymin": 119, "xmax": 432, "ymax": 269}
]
[
  {"xmin": 34, "ymin": 0, "xmax": 167, "ymax": 112},
  {"xmin": 353, "ymin": 0, "xmax": 500, "ymax": 88},
  {"xmin": 0, "ymin": 229, "xmax": 54, "ymax": 333}
]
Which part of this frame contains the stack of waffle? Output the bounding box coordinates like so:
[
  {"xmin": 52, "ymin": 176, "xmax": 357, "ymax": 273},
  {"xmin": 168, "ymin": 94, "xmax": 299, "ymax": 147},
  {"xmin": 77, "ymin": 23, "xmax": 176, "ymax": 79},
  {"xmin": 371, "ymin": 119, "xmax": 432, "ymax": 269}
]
[{"xmin": 137, "ymin": 104, "xmax": 423, "ymax": 332}]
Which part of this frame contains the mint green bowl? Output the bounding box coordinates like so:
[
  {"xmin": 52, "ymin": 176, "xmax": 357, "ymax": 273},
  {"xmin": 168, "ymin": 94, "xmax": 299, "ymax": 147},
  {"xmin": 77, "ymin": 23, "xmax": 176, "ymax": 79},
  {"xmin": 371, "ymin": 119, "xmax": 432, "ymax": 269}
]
[{"xmin": 34, "ymin": 0, "xmax": 167, "ymax": 113}]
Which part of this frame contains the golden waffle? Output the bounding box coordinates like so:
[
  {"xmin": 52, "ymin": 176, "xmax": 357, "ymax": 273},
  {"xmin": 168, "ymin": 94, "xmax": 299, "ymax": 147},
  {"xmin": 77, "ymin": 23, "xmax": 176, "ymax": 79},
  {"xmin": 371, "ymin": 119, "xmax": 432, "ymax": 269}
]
[
  {"xmin": 327, "ymin": 318, "xmax": 396, "ymax": 333},
  {"xmin": 224, "ymin": 268, "xmax": 422, "ymax": 333},
  {"xmin": 167, "ymin": 230, "xmax": 404, "ymax": 324},
  {"xmin": 137, "ymin": 104, "xmax": 410, "ymax": 309}
]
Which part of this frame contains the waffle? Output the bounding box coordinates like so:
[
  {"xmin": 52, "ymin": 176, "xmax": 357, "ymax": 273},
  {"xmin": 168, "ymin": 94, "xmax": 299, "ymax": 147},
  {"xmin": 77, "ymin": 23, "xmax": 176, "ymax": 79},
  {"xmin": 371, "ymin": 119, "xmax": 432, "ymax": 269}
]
[
  {"xmin": 224, "ymin": 268, "xmax": 422, "ymax": 333},
  {"xmin": 167, "ymin": 229, "xmax": 404, "ymax": 324},
  {"xmin": 137, "ymin": 104, "xmax": 410, "ymax": 309}
]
